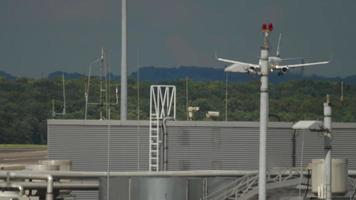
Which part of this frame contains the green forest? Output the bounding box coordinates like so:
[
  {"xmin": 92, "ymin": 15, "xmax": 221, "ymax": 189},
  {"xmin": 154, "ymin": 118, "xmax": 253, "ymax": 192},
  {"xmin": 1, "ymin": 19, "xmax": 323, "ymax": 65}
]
[{"xmin": 0, "ymin": 76, "xmax": 355, "ymax": 144}]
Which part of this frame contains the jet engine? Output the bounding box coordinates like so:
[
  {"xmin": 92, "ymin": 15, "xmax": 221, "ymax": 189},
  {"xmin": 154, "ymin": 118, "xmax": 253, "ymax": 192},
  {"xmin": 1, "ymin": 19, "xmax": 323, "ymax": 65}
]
[{"xmin": 281, "ymin": 66, "xmax": 289, "ymax": 73}]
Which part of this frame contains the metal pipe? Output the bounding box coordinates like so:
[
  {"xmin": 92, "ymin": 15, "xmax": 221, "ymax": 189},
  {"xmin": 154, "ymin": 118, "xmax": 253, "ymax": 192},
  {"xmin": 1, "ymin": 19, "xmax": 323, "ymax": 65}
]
[
  {"xmin": 18, "ymin": 185, "xmax": 24, "ymax": 196},
  {"xmin": 4, "ymin": 173, "xmax": 54, "ymax": 200},
  {"xmin": 3, "ymin": 173, "xmax": 55, "ymax": 200},
  {"xmin": 0, "ymin": 170, "xmax": 258, "ymax": 178},
  {"xmin": 162, "ymin": 117, "xmax": 175, "ymax": 171},
  {"xmin": 292, "ymin": 130, "xmax": 297, "ymax": 167},
  {"xmin": 120, "ymin": 0, "xmax": 128, "ymax": 120},
  {"xmin": 0, "ymin": 181, "xmax": 99, "ymax": 190},
  {"xmin": 258, "ymin": 31, "xmax": 270, "ymax": 200},
  {"xmin": 323, "ymin": 95, "xmax": 332, "ymax": 200},
  {"xmin": 46, "ymin": 175, "xmax": 53, "ymax": 200}
]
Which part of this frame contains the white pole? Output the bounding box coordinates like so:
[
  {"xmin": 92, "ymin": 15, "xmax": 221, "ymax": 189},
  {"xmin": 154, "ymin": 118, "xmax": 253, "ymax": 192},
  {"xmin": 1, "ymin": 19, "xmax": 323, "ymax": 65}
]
[
  {"xmin": 62, "ymin": 73, "xmax": 66, "ymax": 115},
  {"xmin": 324, "ymin": 94, "xmax": 332, "ymax": 200},
  {"xmin": 258, "ymin": 31, "xmax": 270, "ymax": 200},
  {"xmin": 120, "ymin": 0, "xmax": 128, "ymax": 120},
  {"xmin": 186, "ymin": 76, "xmax": 189, "ymax": 120},
  {"xmin": 340, "ymin": 81, "xmax": 344, "ymax": 102},
  {"xmin": 225, "ymin": 72, "xmax": 228, "ymax": 121}
]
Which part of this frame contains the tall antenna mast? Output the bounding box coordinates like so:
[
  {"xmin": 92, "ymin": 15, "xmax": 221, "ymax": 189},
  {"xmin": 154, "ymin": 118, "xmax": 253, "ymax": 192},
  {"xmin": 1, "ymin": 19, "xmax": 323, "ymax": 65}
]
[
  {"xmin": 136, "ymin": 48, "xmax": 141, "ymax": 170},
  {"xmin": 62, "ymin": 73, "xmax": 66, "ymax": 115},
  {"xmin": 51, "ymin": 73, "xmax": 67, "ymax": 118},
  {"xmin": 85, "ymin": 48, "xmax": 118, "ymax": 120},
  {"xmin": 185, "ymin": 76, "xmax": 189, "ymax": 120},
  {"xmin": 120, "ymin": 0, "xmax": 128, "ymax": 120},
  {"xmin": 340, "ymin": 81, "xmax": 344, "ymax": 102},
  {"xmin": 51, "ymin": 99, "xmax": 55, "ymax": 119},
  {"xmin": 225, "ymin": 72, "xmax": 228, "ymax": 121},
  {"xmin": 100, "ymin": 48, "xmax": 104, "ymax": 120}
]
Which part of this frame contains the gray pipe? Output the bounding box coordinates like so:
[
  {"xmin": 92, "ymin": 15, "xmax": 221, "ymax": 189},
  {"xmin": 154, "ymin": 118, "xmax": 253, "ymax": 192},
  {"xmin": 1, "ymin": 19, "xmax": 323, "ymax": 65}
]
[
  {"xmin": 46, "ymin": 176, "xmax": 53, "ymax": 200},
  {"xmin": 162, "ymin": 117, "xmax": 175, "ymax": 171},
  {"xmin": 0, "ymin": 181, "xmax": 99, "ymax": 190},
  {"xmin": 1, "ymin": 169, "xmax": 356, "ymax": 179},
  {"xmin": 0, "ymin": 170, "xmax": 257, "ymax": 178},
  {"xmin": 3, "ymin": 172, "xmax": 53, "ymax": 200}
]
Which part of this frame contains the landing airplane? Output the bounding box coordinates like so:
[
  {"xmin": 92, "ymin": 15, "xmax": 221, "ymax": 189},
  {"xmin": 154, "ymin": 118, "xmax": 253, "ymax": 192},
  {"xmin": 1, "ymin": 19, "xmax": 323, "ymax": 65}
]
[{"xmin": 218, "ymin": 27, "xmax": 329, "ymax": 74}]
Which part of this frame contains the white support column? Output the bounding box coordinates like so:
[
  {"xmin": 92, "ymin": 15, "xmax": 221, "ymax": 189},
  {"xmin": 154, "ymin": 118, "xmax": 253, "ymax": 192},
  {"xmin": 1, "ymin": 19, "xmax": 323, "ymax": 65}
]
[
  {"xmin": 323, "ymin": 95, "xmax": 332, "ymax": 200},
  {"xmin": 258, "ymin": 31, "xmax": 270, "ymax": 200}
]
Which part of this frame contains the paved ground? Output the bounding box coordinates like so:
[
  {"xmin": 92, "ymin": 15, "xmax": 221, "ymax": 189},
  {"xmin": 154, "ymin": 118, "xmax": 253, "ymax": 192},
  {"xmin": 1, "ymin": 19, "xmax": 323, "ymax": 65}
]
[{"xmin": 0, "ymin": 147, "xmax": 47, "ymax": 164}]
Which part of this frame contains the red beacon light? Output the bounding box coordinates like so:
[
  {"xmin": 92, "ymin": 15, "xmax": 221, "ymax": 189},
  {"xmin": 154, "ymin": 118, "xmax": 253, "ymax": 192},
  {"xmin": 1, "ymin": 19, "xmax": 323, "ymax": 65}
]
[
  {"xmin": 268, "ymin": 23, "xmax": 273, "ymax": 32},
  {"xmin": 262, "ymin": 23, "xmax": 268, "ymax": 32},
  {"xmin": 262, "ymin": 23, "xmax": 273, "ymax": 32}
]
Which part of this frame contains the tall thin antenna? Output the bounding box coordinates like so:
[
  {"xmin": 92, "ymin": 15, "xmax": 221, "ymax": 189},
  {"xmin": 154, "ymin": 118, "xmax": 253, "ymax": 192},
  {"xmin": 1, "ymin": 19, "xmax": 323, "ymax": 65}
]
[
  {"xmin": 225, "ymin": 72, "xmax": 228, "ymax": 121},
  {"xmin": 120, "ymin": 0, "xmax": 128, "ymax": 120},
  {"xmin": 62, "ymin": 73, "xmax": 66, "ymax": 115},
  {"xmin": 340, "ymin": 81, "xmax": 344, "ymax": 103},
  {"xmin": 136, "ymin": 48, "xmax": 141, "ymax": 170},
  {"xmin": 99, "ymin": 48, "xmax": 104, "ymax": 120},
  {"xmin": 51, "ymin": 73, "xmax": 66, "ymax": 118},
  {"xmin": 276, "ymin": 33, "xmax": 282, "ymax": 57},
  {"xmin": 85, "ymin": 60, "xmax": 94, "ymax": 120},
  {"xmin": 51, "ymin": 99, "xmax": 55, "ymax": 118},
  {"xmin": 185, "ymin": 76, "xmax": 189, "ymax": 120},
  {"xmin": 85, "ymin": 49, "xmax": 118, "ymax": 120},
  {"xmin": 136, "ymin": 49, "xmax": 140, "ymax": 120}
]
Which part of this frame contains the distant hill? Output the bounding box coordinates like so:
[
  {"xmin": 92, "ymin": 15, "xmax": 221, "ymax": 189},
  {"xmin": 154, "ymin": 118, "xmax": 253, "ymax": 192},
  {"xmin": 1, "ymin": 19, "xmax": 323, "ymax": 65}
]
[
  {"xmin": 0, "ymin": 70, "xmax": 16, "ymax": 80},
  {"xmin": 0, "ymin": 67, "xmax": 355, "ymax": 84},
  {"xmin": 344, "ymin": 75, "xmax": 356, "ymax": 85},
  {"xmin": 48, "ymin": 71, "xmax": 85, "ymax": 79},
  {"xmin": 129, "ymin": 66, "xmax": 346, "ymax": 84}
]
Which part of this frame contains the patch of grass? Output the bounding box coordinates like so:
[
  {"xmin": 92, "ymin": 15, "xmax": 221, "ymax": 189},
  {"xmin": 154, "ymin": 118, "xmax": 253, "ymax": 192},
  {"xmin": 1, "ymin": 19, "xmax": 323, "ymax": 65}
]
[{"xmin": 0, "ymin": 144, "xmax": 47, "ymax": 149}]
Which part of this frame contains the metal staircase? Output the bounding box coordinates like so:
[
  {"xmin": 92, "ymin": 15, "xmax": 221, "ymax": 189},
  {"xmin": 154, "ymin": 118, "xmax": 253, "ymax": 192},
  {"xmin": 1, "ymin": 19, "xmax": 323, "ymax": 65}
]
[
  {"xmin": 203, "ymin": 168, "xmax": 308, "ymax": 200},
  {"xmin": 149, "ymin": 85, "xmax": 176, "ymax": 171}
]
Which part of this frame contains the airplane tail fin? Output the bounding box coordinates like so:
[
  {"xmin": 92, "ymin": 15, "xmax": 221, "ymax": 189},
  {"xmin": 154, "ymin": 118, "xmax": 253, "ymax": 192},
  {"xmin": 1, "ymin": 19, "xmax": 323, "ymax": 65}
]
[{"xmin": 276, "ymin": 33, "xmax": 282, "ymax": 57}]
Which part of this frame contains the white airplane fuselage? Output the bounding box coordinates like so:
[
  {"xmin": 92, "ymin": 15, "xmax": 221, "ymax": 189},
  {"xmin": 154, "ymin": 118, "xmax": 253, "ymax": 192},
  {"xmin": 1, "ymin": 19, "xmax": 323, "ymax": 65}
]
[{"xmin": 268, "ymin": 56, "xmax": 282, "ymax": 67}]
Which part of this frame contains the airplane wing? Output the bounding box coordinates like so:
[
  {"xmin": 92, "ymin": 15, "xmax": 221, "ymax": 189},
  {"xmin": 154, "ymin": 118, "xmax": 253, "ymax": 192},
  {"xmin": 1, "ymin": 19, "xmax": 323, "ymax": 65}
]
[
  {"xmin": 275, "ymin": 61, "xmax": 329, "ymax": 69},
  {"xmin": 218, "ymin": 58, "xmax": 259, "ymax": 73}
]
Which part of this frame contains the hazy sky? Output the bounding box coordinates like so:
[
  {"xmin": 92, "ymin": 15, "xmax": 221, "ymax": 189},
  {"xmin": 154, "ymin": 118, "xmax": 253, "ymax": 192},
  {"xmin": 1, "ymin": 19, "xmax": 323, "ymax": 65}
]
[{"xmin": 0, "ymin": 0, "xmax": 355, "ymax": 77}]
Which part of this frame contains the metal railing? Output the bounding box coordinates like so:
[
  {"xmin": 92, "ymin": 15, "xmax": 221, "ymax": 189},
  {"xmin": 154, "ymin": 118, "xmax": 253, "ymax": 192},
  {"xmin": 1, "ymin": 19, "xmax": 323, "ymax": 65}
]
[{"xmin": 203, "ymin": 168, "xmax": 308, "ymax": 200}]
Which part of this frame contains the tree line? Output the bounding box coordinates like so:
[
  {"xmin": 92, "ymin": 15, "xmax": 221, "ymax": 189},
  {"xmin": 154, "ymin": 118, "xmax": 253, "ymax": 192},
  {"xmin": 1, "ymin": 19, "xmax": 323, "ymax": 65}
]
[{"xmin": 0, "ymin": 76, "xmax": 355, "ymax": 144}]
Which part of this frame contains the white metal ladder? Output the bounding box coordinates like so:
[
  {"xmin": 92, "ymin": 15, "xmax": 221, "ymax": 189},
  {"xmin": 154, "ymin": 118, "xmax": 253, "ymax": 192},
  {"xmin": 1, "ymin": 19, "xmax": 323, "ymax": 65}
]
[{"xmin": 149, "ymin": 85, "xmax": 176, "ymax": 171}]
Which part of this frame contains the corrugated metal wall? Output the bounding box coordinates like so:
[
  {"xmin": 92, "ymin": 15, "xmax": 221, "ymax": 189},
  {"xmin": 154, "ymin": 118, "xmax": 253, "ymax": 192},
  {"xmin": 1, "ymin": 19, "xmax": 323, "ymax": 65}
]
[
  {"xmin": 48, "ymin": 120, "xmax": 298, "ymax": 171},
  {"xmin": 47, "ymin": 120, "xmax": 356, "ymax": 200},
  {"xmin": 295, "ymin": 126, "xmax": 356, "ymax": 169}
]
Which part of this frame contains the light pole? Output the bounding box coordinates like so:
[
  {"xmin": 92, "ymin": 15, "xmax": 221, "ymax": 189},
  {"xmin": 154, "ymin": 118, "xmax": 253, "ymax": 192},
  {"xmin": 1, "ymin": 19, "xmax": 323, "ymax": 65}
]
[
  {"xmin": 120, "ymin": 0, "xmax": 128, "ymax": 120},
  {"xmin": 323, "ymin": 95, "xmax": 332, "ymax": 200},
  {"xmin": 258, "ymin": 23, "xmax": 272, "ymax": 200},
  {"xmin": 220, "ymin": 23, "xmax": 329, "ymax": 200}
]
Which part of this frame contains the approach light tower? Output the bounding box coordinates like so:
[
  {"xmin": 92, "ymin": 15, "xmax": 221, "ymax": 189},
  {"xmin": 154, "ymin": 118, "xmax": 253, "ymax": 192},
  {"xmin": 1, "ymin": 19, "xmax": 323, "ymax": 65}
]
[{"xmin": 258, "ymin": 23, "xmax": 273, "ymax": 200}]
